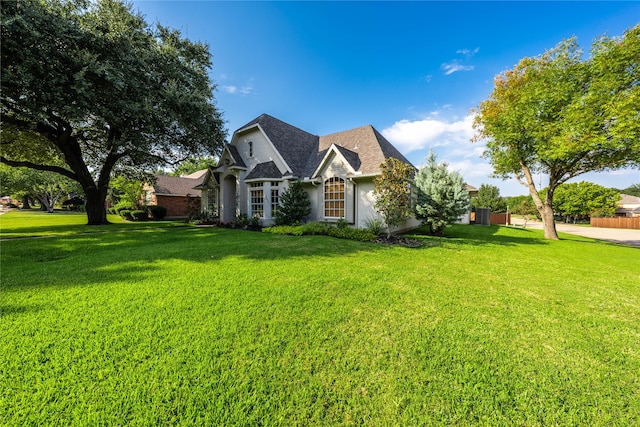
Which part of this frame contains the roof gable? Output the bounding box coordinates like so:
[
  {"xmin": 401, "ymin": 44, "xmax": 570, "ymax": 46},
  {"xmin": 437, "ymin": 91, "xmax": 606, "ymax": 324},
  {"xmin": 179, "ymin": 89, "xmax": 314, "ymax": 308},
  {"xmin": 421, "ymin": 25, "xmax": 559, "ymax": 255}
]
[
  {"xmin": 310, "ymin": 144, "xmax": 359, "ymax": 178},
  {"xmin": 236, "ymin": 114, "xmax": 319, "ymax": 176},
  {"xmin": 319, "ymin": 125, "xmax": 414, "ymax": 175}
]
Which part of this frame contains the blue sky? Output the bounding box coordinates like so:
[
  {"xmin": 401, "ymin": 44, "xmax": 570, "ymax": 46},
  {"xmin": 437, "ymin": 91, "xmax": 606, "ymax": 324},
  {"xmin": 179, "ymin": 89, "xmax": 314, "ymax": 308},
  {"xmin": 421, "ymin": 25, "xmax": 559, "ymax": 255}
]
[{"xmin": 133, "ymin": 1, "xmax": 639, "ymax": 196}]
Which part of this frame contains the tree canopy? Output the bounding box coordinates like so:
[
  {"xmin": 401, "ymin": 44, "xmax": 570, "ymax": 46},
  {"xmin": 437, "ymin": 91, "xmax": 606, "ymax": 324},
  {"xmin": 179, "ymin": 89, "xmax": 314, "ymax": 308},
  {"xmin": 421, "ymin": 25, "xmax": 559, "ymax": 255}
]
[
  {"xmin": 472, "ymin": 184, "xmax": 507, "ymax": 213},
  {"xmin": 1, "ymin": 0, "xmax": 227, "ymax": 224},
  {"xmin": 473, "ymin": 25, "xmax": 640, "ymax": 239},
  {"xmin": 554, "ymin": 182, "xmax": 620, "ymax": 222}
]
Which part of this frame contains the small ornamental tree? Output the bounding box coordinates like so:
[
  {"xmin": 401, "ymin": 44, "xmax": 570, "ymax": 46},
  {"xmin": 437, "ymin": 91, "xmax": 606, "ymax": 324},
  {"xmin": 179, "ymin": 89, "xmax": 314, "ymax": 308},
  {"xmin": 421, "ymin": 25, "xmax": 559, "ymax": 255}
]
[
  {"xmin": 508, "ymin": 195, "xmax": 539, "ymax": 227},
  {"xmin": 275, "ymin": 181, "xmax": 311, "ymax": 225},
  {"xmin": 414, "ymin": 151, "xmax": 470, "ymax": 236},
  {"xmin": 373, "ymin": 157, "xmax": 414, "ymax": 239}
]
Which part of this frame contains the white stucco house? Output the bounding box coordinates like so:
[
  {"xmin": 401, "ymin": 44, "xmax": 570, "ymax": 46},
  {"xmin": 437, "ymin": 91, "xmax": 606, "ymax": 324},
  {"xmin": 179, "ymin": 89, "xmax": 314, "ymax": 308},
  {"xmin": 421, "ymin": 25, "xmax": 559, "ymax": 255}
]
[{"xmin": 197, "ymin": 114, "xmax": 458, "ymax": 231}]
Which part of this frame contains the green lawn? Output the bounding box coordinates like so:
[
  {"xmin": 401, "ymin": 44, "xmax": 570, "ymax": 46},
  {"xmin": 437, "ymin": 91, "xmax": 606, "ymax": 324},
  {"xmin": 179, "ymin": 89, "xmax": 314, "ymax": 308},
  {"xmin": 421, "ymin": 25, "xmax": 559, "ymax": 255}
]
[{"xmin": 1, "ymin": 211, "xmax": 639, "ymax": 425}]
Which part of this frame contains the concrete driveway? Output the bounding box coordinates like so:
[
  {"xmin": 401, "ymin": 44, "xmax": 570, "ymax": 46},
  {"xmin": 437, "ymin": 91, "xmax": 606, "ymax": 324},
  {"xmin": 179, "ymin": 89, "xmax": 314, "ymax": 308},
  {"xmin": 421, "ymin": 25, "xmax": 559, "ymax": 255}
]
[{"xmin": 510, "ymin": 218, "xmax": 640, "ymax": 248}]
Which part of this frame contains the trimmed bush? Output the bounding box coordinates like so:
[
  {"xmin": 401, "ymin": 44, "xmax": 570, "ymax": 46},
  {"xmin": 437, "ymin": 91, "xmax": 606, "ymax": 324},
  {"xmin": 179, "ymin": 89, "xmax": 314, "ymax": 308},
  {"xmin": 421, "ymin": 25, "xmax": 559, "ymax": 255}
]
[
  {"xmin": 147, "ymin": 205, "xmax": 167, "ymax": 220},
  {"xmin": 328, "ymin": 227, "xmax": 375, "ymax": 242},
  {"xmin": 262, "ymin": 225, "xmax": 304, "ymax": 236},
  {"xmin": 301, "ymin": 222, "xmax": 332, "ymax": 235},
  {"xmin": 262, "ymin": 222, "xmax": 375, "ymax": 242},
  {"xmin": 131, "ymin": 210, "xmax": 149, "ymax": 221}
]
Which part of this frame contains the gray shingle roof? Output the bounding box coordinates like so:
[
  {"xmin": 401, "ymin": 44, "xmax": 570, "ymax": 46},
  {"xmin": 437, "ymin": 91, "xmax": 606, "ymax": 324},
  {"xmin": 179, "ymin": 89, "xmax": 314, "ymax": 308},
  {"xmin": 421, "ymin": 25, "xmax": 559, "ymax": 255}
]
[
  {"xmin": 318, "ymin": 125, "xmax": 414, "ymax": 175},
  {"xmin": 225, "ymin": 145, "xmax": 247, "ymax": 168},
  {"xmin": 153, "ymin": 175, "xmax": 202, "ymax": 196},
  {"xmin": 233, "ymin": 114, "xmax": 415, "ymax": 179},
  {"xmin": 245, "ymin": 161, "xmax": 283, "ymax": 180}
]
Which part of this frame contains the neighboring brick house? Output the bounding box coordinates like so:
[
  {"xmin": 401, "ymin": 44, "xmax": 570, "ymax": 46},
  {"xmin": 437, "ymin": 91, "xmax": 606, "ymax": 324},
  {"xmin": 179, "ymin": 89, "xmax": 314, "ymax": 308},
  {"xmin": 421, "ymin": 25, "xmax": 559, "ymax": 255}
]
[{"xmin": 144, "ymin": 171, "xmax": 206, "ymax": 218}]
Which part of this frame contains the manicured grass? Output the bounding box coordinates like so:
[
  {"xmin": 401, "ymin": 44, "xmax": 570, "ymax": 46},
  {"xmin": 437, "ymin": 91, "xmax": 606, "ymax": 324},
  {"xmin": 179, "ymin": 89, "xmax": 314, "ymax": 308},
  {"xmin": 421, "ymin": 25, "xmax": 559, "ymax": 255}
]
[
  {"xmin": 0, "ymin": 209, "xmax": 186, "ymax": 238},
  {"xmin": 1, "ymin": 211, "xmax": 639, "ymax": 425}
]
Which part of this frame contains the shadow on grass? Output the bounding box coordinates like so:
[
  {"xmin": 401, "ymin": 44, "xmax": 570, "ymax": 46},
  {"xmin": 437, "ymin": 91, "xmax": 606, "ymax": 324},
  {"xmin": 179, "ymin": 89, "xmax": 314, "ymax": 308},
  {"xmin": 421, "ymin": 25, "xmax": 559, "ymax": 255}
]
[
  {"xmin": 2, "ymin": 226, "xmax": 390, "ymax": 289},
  {"xmin": 408, "ymin": 224, "xmax": 551, "ymax": 247},
  {"xmin": 1, "ymin": 223, "xmax": 568, "ymax": 292}
]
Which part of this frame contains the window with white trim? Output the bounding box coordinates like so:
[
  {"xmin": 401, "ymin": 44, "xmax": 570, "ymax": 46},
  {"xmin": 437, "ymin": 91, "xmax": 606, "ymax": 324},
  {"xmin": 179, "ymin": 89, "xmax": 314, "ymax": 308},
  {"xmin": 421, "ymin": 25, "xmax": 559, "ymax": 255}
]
[
  {"xmin": 270, "ymin": 182, "xmax": 279, "ymax": 217},
  {"xmin": 207, "ymin": 188, "xmax": 219, "ymax": 216},
  {"xmin": 250, "ymin": 183, "xmax": 263, "ymax": 217},
  {"xmin": 324, "ymin": 177, "xmax": 345, "ymax": 218}
]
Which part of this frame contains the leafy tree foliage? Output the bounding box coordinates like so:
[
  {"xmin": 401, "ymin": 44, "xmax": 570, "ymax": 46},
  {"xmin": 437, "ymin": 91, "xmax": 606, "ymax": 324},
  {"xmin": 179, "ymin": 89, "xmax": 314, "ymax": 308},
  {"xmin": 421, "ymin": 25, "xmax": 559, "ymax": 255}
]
[
  {"xmin": 108, "ymin": 176, "xmax": 145, "ymax": 210},
  {"xmin": 1, "ymin": 0, "xmax": 227, "ymax": 225},
  {"xmin": 275, "ymin": 181, "xmax": 311, "ymax": 226},
  {"xmin": 373, "ymin": 157, "xmax": 415, "ymax": 238},
  {"xmin": 621, "ymin": 183, "xmax": 640, "ymax": 198},
  {"xmin": 554, "ymin": 182, "xmax": 621, "ymax": 222},
  {"xmin": 473, "ymin": 25, "xmax": 640, "ymax": 239},
  {"xmin": 171, "ymin": 157, "xmax": 218, "ymax": 177},
  {"xmin": 0, "ymin": 163, "xmax": 81, "ymax": 212},
  {"xmin": 414, "ymin": 151, "xmax": 470, "ymax": 236},
  {"xmin": 472, "ymin": 184, "xmax": 507, "ymax": 213}
]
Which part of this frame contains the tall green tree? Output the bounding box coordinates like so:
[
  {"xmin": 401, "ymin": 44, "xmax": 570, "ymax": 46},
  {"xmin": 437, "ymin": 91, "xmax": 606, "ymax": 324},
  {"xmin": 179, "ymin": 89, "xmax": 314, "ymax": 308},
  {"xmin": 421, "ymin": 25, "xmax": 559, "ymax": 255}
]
[
  {"xmin": 554, "ymin": 182, "xmax": 621, "ymax": 222},
  {"xmin": 373, "ymin": 157, "xmax": 415, "ymax": 238},
  {"xmin": 473, "ymin": 25, "xmax": 640, "ymax": 239},
  {"xmin": 275, "ymin": 181, "xmax": 311, "ymax": 226},
  {"xmin": 170, "ymin": 156, "xmax": 218, "ymax": 177},
  {"xmin": 1, "ymin": 0, "xmax": 227, "ymax": 225},
  {"xmin": 472, "ymin": 184, "xmax": 507, "ymax": 213},
  {"xmin": 414, "ymin": 151, "xmax": 470, "ymax": 236}
]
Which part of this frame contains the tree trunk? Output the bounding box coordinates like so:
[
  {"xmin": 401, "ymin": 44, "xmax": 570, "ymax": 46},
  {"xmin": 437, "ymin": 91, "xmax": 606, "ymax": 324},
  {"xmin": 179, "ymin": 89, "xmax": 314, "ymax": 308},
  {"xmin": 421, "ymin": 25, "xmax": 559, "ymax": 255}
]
[
  {"xmin": 21, "ymin": 195, "xmax": 31, "ymax": 209},
  {"xmin": 84, "ymin": 188, "xmax": 109, "ymax": 225},
  {"xmin": 521, "ymin": 163, "xmax": 559, "ymax": 240},
  {"xmin": 540, "ymin": 203, "xmax": 558, "ymax": 240}
]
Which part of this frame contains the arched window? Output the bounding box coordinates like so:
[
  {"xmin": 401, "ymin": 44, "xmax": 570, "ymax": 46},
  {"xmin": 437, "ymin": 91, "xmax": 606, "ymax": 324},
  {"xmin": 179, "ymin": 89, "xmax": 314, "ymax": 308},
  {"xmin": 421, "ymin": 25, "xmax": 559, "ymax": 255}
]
[
  {"xmin": 248, "ymin": 141, "xmax": 253, "ymax": 157},
  {"xmin": 324, "ymin": 177, "xmax": 345, "ymax": 218}
]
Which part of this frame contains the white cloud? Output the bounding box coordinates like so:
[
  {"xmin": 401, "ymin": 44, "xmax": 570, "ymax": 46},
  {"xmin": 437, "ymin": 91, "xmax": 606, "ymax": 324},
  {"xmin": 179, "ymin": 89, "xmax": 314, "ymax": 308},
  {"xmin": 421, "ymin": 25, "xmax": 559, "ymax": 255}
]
[
  {"xmin": 442, "ymin": 61, "xmax": 474, "ymax": 75},
  {"xmin": 381, "ymin": 114, "xmax": 476, "ymax": 154},
  {"xmin": 221, "ymin": 80, "xmax": 254, "ymax": 95},
  {"xmin": 456, "ymin": 47, "xmax": 480, "ymax": 57},
  {"xmin": 222, "ymin": 85, "xmax": 238, "ymax": 94}
]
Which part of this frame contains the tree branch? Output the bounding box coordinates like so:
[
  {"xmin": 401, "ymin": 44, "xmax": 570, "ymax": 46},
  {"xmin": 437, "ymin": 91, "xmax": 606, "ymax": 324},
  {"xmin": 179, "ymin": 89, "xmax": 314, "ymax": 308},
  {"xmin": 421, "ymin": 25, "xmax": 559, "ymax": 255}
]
[{"xmin": 0, "ymin": 156, "xmax": 78, "ymax": 181}]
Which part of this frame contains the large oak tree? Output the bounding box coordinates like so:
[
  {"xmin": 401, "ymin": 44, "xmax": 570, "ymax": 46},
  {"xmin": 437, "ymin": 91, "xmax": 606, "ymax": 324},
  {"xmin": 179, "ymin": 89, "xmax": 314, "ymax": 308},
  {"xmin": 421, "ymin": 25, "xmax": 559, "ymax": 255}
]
[
  {"xmin": 1, "ymin": 0, "xmax": 227, "ymax": 224},
  {"xmin": 473, "ymin": 25, "xmax": 639, "ymax": 239}
]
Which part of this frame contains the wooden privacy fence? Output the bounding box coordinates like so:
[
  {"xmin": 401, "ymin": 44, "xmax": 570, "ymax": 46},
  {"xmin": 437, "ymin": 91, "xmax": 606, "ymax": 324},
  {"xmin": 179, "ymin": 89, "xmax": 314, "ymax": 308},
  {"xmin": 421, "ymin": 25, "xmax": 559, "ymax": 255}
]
[
  {"xmin": 470, "ymin": 212, "xmax": 511, "ymax": 225},
  {"xmin": 590, "ymin": 217, "xmax": 640, "ymax": 229},
  {"xmin": 490, "ymin": 213, "xmax": 511, "ymax": 225}
]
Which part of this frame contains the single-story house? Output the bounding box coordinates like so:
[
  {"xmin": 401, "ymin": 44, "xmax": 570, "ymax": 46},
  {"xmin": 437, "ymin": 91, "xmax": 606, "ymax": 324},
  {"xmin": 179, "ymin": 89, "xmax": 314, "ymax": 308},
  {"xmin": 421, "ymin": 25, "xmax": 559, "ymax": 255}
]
[
  {"xmin": 196, "ymin": 114, "xmax": 475, "ymax": 230},
  {"xmin": 616, "ymin": 194, "xmax": 640, "ymax": 217},
  {"xmin": 144, "ymin": 173, "xmax": 205, "ymax": 218}
]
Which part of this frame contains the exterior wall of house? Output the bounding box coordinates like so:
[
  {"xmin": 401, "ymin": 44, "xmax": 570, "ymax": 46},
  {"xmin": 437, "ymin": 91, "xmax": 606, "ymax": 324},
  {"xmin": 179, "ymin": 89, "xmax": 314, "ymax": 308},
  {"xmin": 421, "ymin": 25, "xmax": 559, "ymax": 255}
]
[
  {"xmin": 354, "ymin": 179, "xmax": 379, "ymax": 228},
  {"xmin": 156, "ymin": 195, "xmax": 199, "ymax": 218},
  {"xmin": 353, "ymin": 178, "xmax": 421, "ymax": 232},
  {"xmin": 235, "ymin": 129, "xmax": 289, "ymax": 177}
]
